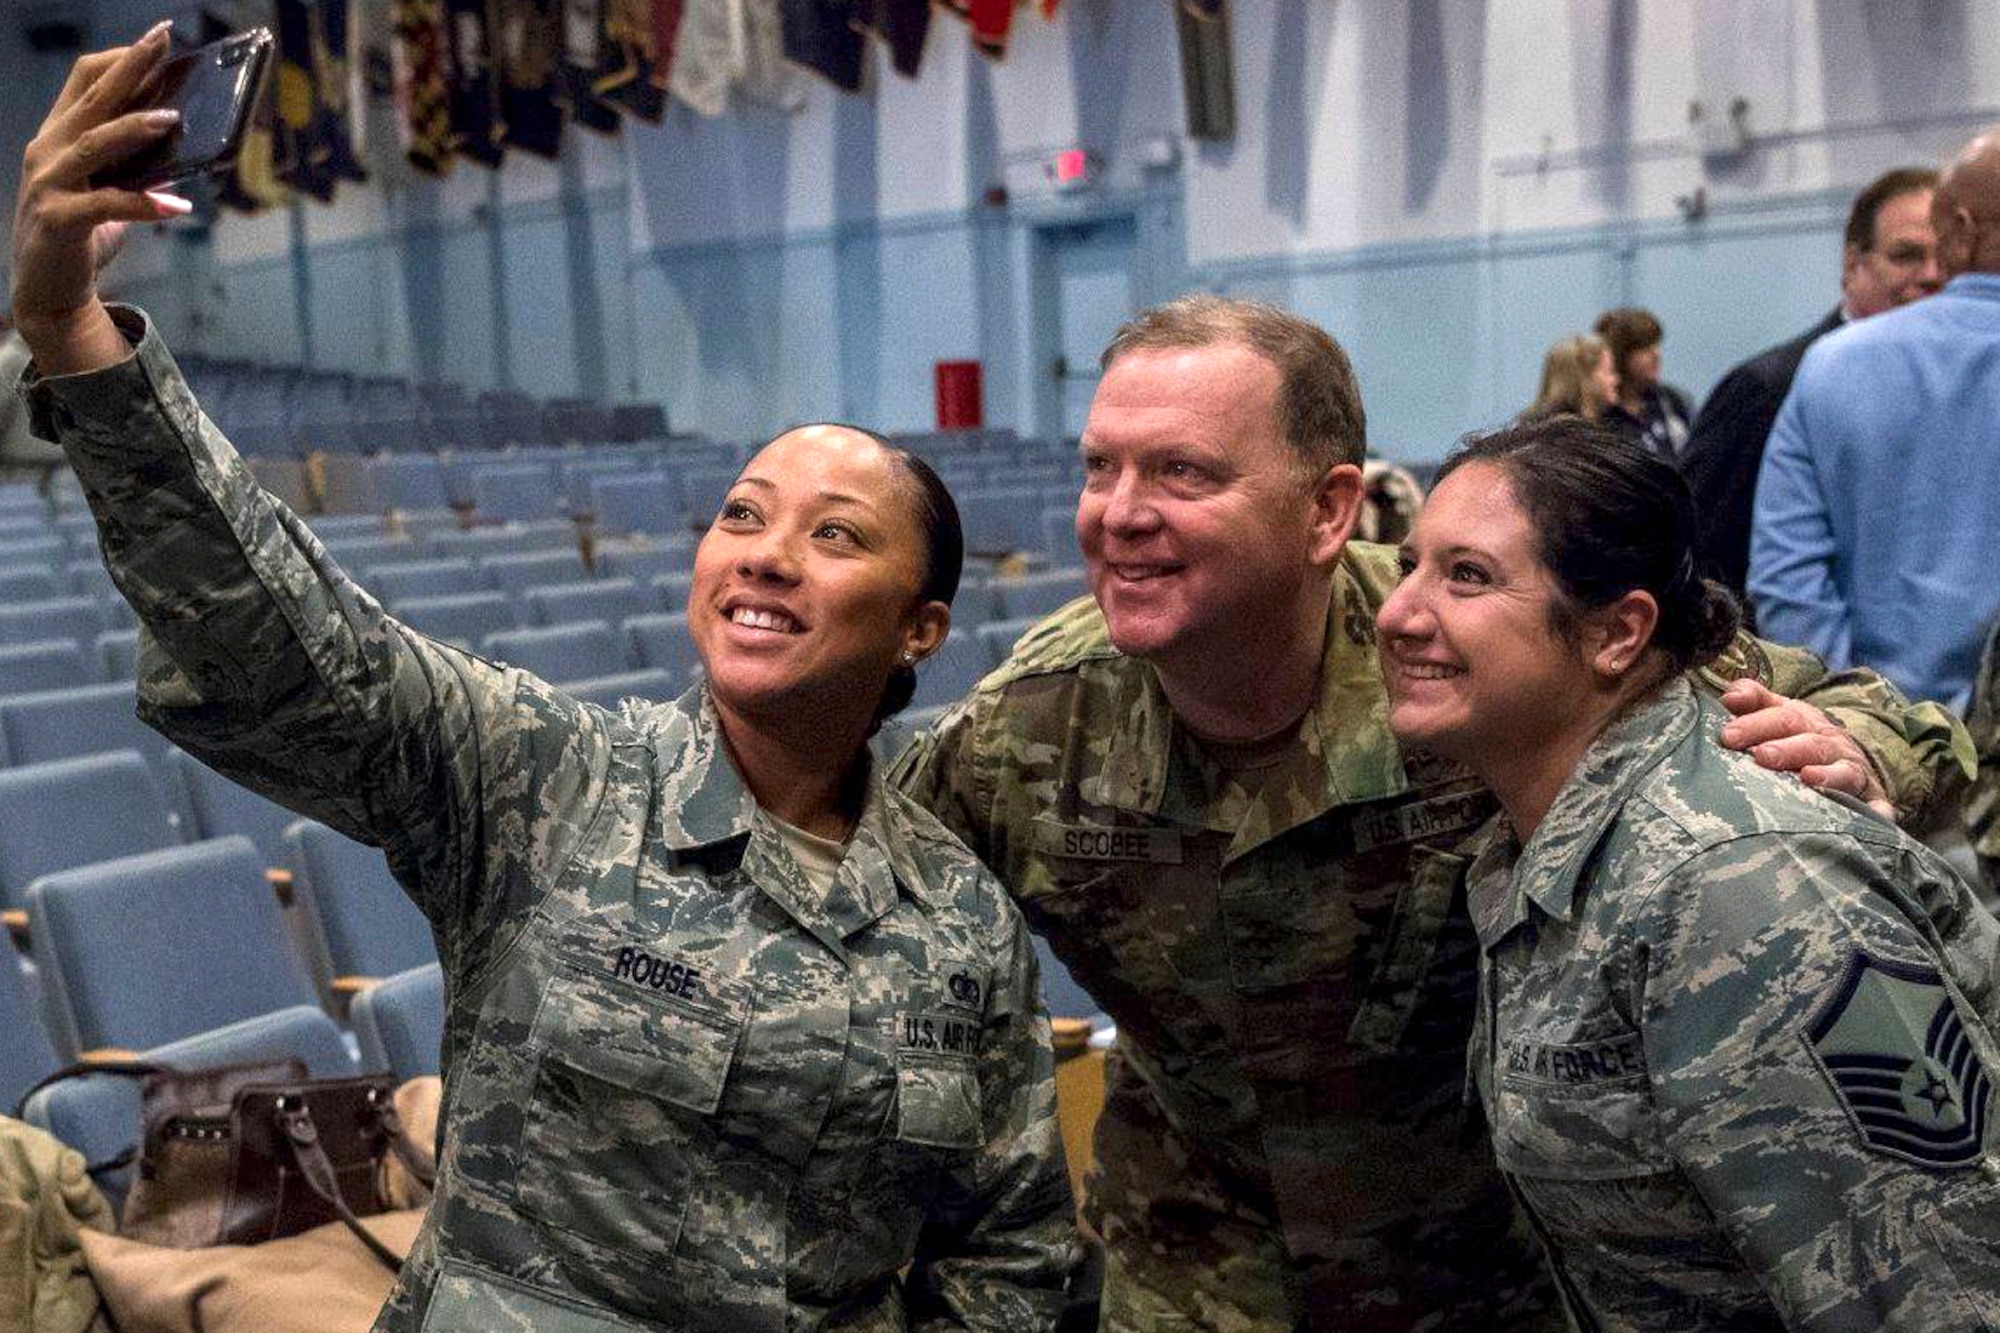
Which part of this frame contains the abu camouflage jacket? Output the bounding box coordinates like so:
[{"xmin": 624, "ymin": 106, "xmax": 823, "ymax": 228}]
[
  {"xmin": 1467, "ymin": 678, "xmax": 2000, "ymax": 1331},
  {"xmin": 892, "ymin": 541, "xmax": 1971, "ymax": 1333},
  {"xmin": 25, "ymin": 309, "xmax": 1075, "ymax": 1333}
]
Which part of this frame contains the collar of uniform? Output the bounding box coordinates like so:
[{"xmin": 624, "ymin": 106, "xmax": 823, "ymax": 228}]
[
  {"xmin": 1079, "ymin": 558, "xmax": 1411, "ymax": 820},
  {"xmin": 650, "ymin": 687, "xmax": 925, "ymax": 935},
  {"xmin": 648, "ymin": 686, "xmax": 760, "ymax": 850},
  {"xmin": 1490, "ymin": 678, "xmax": 1700, "ymax": 938}
]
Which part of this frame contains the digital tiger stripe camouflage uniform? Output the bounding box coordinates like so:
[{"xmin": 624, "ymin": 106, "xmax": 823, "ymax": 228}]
[
  {"xmin": 1467, "ymin": 678, "xmax": 2000, "ymax": 1331},
  {"xmin": 23, "ymin": 307, "xmax": 1077, "ymax": 1333}
]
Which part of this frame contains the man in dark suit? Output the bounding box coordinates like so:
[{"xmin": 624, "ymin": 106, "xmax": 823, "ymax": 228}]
[{"xmin": 1683, "ymin": 167, "xmax": 1942, "ymax": 601}]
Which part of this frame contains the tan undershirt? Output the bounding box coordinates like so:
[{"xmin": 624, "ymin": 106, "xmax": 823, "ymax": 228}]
[{"xmin": 771, "ymin": 816, "xmax": 851, "ymax": 898}]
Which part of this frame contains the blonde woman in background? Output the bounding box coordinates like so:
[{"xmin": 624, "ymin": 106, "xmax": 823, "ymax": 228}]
[{"xmin": 1525, "ymin": 333, "xmax": 1619, "ymax": 422}]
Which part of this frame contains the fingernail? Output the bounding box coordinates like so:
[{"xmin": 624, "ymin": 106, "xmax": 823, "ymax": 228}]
[
  {"xmin": 145, "ymin": 190, "xmax": 194, "ymax": 216},
  {"xmin": 145, "ymin": 19, "xmax": 172, "ymax": 42},
  {"xmin": 144, "ymin": 109, "xmax": 180, "ymax": 129}
]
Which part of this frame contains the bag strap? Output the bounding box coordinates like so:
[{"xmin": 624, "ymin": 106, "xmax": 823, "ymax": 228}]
[
  {"xmin": 12, "ymin": 1058, "xmax": 170, "ymax": 1120},
  {"xmin": 273, "ymin": 1098, "xmax": 404, "ymax": 1273}
]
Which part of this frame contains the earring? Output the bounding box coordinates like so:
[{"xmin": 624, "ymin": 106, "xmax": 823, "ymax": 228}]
[{"xmin": 901, "ymin": 651, "xmax": 916, "ymax": 665}]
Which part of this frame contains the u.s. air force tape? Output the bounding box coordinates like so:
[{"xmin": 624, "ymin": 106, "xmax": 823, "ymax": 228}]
[{"xmin": 1031, "ymin": 818, "xmax": 1183, "ymax": 864}]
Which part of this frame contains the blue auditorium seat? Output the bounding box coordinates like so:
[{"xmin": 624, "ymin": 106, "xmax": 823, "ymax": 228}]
[
  {"xmin": 479, "ymin": 548, "xmax": 588, "ymax": 599},
  {"xmin": 626, "ymin": 612, "xmax": 700, "ymax": 683},
  {"xmin": 0, "ymin": 536, "xmax": 65, "ymax": 569},
  {"xmin": 20, "ymin": 1005, "xmax": 358, "ymax": 1213},
  {"xmin": 0, "ymin": 567, "xmax": 61, "ymax": 603},
  {"xmin": 0, "ymin": 596, "xmax": 108, "ymax": 651},
  {"xmin": 976, "ymin": 616, "xmax": 1043, "ymax": 668},
  {"xmin": 995, "ymin": 568, "xmax": 1089, "ymax": 622},
  {"xmin": 467, "ymin": 462, "xmax": 567, "ymax": 524},
  {"xmin": 872, "ymin": 703, "xmax": 948, "ymax": 766},
  {"xmin": 350, "ymin": 963, "xmax": 445, "ymax": 1081},
  {"xmin": 363, "ymin": 454, "xmax": 453, "ymax": 513},
  {"xmin": 169, "ymin": 749, "xmax": 304, "ymax": 866},
  {"xmin": 389, "ymin": 592, "xmax": 519, "ymax": 646},
  {"xmin": 318, "ymin": 533, "xmax": 418, "ymax": 571},
  {"xmin": 425, "ymin": 522, "xmax": 577, "ymax": 562},
  {"xmin": 0, "ymin": 683, "xmax": 174, "ymax": 772},
  {"xmin": 589, "ymin": 473, "xmax": 684, "ymax": 537},
  {"xmin": 0, "ymin": 753, "xmax": 184, "ymax": 915},
  {"xmin": 1039, "ymin": 506, "xmax": 1079, "ymax": 562},
  {"xmin": 482, "ymin": 621, "xmax": 632, "ymax": 684},
  {"xmin": 0, "ymin": 954, "xmax": 60, "ymax": 1117},
  {"xmin": 525, "ymin": 578, "xmax": 649, "ymax": 627},
  {"xmin": 364, "ymin": 557, "xmax": 485, "ymax": 604},
  {"xmin": 678, "ymin": 467, "xmax": 739, "ymax": 524},
  {"xmin": 959, "ymin": 485, "xmax": 1047, "ymax": 555},
  {"xmin": 562, "ymin": 668, "xmax": 680, "ymax": 710},
  {"xmin": 95, "ymin": 629, "xmax": 138, "ymax": 681},
  {"xmin": 27, "ymin": 837, "xmax": 319, "ymax": 1059},
  {"xmin": 650, "ymin": 572, "xmax": 694, "ymax": 614},
  {"xmin": 282, "ymin": 821, "xmax": 436, "ymax": 1011},
  {"xmin": 594, "ymin": 539, "xmax": 694, "ymax": 583},
  {"xmin": 910, "ymin": 635, "xmax": 992, "ymax": 711},
  {"xmin": 0, "ymin": 640, "xmax": 95, "ymax": 696}
]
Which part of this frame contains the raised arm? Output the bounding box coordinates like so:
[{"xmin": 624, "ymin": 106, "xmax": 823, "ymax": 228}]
[{"xmin": 9, "ymin": 32, "xmax": 608, "ymax": 976}]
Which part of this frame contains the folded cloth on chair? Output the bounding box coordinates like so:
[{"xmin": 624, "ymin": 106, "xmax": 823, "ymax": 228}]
[
  {"xmin": 0, "ymin": 1116, "xmax": 115, "ymax": 1333},
  {"xmin": 81, "ymin": 1208, "xmax": 426, "ymax": 1333}
]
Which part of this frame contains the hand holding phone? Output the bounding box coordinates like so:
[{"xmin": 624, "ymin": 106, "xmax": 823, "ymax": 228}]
[{"xmin": 91, "ymin": 27, "xmax": 273, "ymax": 192}]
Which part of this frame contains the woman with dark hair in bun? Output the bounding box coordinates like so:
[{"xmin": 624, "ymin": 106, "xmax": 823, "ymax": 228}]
[
  {"xmin": 8, "ymin": 29, "xmax": 1073, "ymax": 1329},
  {"xmin": 1377, "ymin": 417, "xmax": 2000, "ymax": 1330}
]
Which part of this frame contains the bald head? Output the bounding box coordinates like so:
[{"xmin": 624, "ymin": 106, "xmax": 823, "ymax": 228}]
[{"xmin": 1935, "ymin": 127, "xmax": 2000, "ymax": 277}]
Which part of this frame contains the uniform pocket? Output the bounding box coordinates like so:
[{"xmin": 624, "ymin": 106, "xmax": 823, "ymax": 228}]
[
  {"xmin": 1490, "ymin": 1073, "xmax": 1669, "ymax": 1182},
  {"xmin": 421, "ymin": 1260, "xmax": 646, "ymax": 1333},
  {"xmin": 1346, "ymin": 844, "xmax": 1467, "ymax": 1050},
  {"xmin": 517, "ymin": 968, "xmax": 749, "ymax": 1287},
  {"xmin": 894, "ymin": 1051, "xmax": 984, "ymax": 1150}
]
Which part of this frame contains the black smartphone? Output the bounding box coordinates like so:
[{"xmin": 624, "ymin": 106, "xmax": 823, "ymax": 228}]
[{"xmin": 93, "ymin": 27, "xmax": 274, "ymax": 192}]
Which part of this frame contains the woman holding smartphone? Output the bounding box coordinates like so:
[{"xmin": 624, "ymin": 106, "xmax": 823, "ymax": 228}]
[{"xmin": 11, "ymin": 26, "xmax": 1075, "ymax": 1333}]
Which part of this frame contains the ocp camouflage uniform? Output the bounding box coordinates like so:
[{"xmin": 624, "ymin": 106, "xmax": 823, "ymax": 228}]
[
  {"xmin": 24, "ymin": 308, "xmax": 1076, "ymax": 1333},
  {"xmin": 1467, "ymin": 677, "xmax": 2000, "ymax": 1331},
  {"xmin": 889, "ymin": 541, "xmax": 1971, "ymax": 1333}
]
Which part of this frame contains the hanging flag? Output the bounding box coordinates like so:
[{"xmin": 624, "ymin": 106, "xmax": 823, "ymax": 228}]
[
  {"xmin": 668, "ymin": 0, "xmax": 743, "ymax": 118},
  {"xmin": 648, "ymin": 0, "xmax": 684, "ymax": 89},
  {"xmin": 393, "ymin": 0, "xmax": 458, "ymax": 174},
  {"xmin": 500, "ymin": 0, "xmax": 565, "ymax": 156},
  {"xmin": 778, "ymin": 0, "xmax": 862, "ymax": 91},
  {"xmin": 1177, "ymin": 0, "xmax": 1232, "ymax": 140},
  {"xmin": 941, "ymin": 0, "xmax": 1014, "ymax": 60},
  {"xmin": 274, "ymin": 0, "xmax": 338, "ymax": 200},
  {"xmin": 857, "ymin": 0, "xmax": 928, "ymax": 80},
  {"xmin": 738, "ymin": 0, "xmax": 803, "ymax": 110},
  {"xmin": 593, "ymin": 0, "xmax": 667, "ymax": 121},
  {"xmin": 444, "ymin": 0, "xmax": 507, "ymax": 166},
  {"xmin": 560, "ymin": 0, "xmax": 626, "ymax": 130},
  {"xmin": 315, "ymin": 0, "xmax": 369, "ymax": 181}
]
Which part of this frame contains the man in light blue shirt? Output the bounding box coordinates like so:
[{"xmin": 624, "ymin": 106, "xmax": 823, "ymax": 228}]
[{"xmin": 1750, "ymin": 128, "xmax": 2000, "ymax": 712}]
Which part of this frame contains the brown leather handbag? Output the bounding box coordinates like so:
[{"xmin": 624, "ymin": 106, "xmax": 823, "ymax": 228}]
[{"xmin": 20, "ymin": 1058, "xmax": 435, "ymax": 1271}]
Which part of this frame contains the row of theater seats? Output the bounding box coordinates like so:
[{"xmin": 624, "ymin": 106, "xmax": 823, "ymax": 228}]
[
  {"xmin": 178, "ymin": 347, "xmax": 669, "ymax": 459},
  {"xmin": 297, "ymin": 435, "xmax": 1085, "ymax": 553}
]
